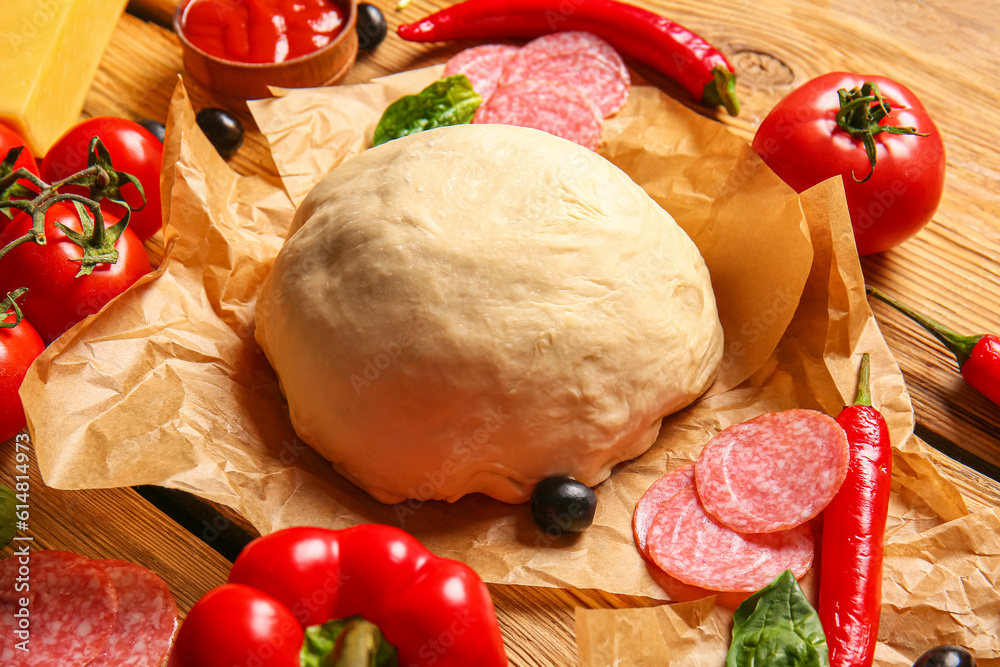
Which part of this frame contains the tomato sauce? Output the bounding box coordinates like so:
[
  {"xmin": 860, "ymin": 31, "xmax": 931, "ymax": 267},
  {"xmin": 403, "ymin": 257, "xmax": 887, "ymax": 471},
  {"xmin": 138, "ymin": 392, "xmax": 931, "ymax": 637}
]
[{"xmin": 180, "ymin": 0, "xmax": 346, "ymax": 64}]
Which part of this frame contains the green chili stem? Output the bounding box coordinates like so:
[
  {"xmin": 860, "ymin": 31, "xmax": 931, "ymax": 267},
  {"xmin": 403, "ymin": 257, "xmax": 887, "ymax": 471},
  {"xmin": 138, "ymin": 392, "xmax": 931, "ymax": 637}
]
[{"xmin": 854, "ymin": 353, "xmax": 873, "ymax": 407}]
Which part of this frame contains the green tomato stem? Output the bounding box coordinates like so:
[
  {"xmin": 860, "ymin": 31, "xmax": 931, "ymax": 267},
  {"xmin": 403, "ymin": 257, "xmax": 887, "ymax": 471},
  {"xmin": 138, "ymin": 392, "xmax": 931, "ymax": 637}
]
[
  {"xmin": 835, "ymin": 82, "xmax": 928, "ymax": 184},
  {"xmin": 0, "ymin": 287, "xmax": 28, "ymax": 329}
]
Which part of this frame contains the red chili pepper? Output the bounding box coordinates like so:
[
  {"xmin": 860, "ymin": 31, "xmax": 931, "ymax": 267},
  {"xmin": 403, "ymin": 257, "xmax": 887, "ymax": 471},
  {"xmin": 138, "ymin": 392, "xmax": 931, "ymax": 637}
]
[
  {"xmin": 819, "ymin": 353, "xmax": 892, "ymax": 667},
  {"xmin": 867, "ymin": 285, "xmax": 1000, "ymax": 407},
  {"xmin": 396, "ymin": 0, "xmax": 740, "ymax": 116},
  {"xmin": 167, "ymin": 524, "xmax": 508, "ymax": 667}
]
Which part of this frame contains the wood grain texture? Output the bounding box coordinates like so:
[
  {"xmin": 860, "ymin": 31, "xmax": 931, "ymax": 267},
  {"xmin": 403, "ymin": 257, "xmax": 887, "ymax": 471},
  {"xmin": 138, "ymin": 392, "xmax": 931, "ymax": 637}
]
[{"xmin": 0, "ymin": 432, "xmax": 231, "ymax": 617}]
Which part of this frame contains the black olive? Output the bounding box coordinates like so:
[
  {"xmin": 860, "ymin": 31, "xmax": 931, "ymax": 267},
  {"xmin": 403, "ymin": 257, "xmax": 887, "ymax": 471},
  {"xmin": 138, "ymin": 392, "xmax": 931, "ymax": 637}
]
[
  {"xmin": 530, "ymin": 477, "xmax": 597, "ymax": 535},
  {"xmin": 136, "ymin": 118, "xmax": 166, "ymax": 144},
  {"xmin": 356, "ymin": 3, "xmax": 387, "ymax": 52},
  {"xmin": 913, "ymin": 645, "xmax": 976, "ymax": 667},
  {"xmin": 195, "ymin": 108, "xmax": 244, "ymax": 159}
]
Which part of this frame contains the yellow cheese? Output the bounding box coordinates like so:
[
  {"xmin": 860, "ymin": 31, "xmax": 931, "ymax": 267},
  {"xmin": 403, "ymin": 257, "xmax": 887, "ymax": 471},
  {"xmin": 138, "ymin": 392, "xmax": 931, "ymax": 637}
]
[{"xmin": 0, "ymin": 0, "xmax": 129, "ymax": 157}]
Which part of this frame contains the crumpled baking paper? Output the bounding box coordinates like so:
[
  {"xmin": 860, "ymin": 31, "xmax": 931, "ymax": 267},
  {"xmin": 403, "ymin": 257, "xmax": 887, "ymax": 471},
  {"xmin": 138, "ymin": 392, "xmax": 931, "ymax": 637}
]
[
  {"xmin": 19, "ymin": 67, "xmax": 982, "ymax": 643},
  {"xmin": 577, "ymin": 508, "xmax": 1000, "ymax": 665}
]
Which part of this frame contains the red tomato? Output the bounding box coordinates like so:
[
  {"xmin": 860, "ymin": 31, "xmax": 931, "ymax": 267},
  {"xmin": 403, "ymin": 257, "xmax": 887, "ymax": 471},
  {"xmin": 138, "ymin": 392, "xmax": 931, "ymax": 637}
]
[
  {"xmin": 752, "ymin": 72, "xmax": 946, "ymax": 256},
  {"xmin": 0, "ymin": 202, "xmax": 151, "ymax": 344},
  {"xmin": 40, "ymin": 117, "xmax": 163, "ymax": 242},
  {"xmin": 0, "ymin": 308, "xmax": 45, "ymax": 443},
  {"xmin": 166, "ymin": 584, "xmax": 304, "ymax": 667}
]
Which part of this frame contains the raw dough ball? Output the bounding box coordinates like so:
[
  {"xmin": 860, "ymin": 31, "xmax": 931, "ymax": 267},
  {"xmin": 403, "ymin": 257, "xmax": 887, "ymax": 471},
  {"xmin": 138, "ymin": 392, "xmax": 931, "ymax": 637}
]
[{"xmin": 255, "ymin": 124, "xmax": 723, "ymax": 504}]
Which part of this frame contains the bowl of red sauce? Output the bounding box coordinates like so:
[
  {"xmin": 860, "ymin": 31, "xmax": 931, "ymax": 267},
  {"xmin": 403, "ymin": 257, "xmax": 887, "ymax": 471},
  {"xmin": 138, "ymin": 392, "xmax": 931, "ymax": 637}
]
[{"xmin": 174, "ymin": 0, "xmax": 358, "ymax": 99}]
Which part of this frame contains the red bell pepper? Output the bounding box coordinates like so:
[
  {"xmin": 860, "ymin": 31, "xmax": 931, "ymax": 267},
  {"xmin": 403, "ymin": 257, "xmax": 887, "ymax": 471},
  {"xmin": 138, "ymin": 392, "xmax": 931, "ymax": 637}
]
[{"xmin": 167, "ymin": 524, "xmax": 508, "ymax": 667}]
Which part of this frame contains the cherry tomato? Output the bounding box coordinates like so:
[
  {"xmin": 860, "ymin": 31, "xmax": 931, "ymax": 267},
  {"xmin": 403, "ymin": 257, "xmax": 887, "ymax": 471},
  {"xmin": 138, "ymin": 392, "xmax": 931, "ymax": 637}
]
[
  {"xmin": 166, "ymin": 584, "xmax": 304, "ymax": 667},
  {"xmin": 0, "ymin": 202, "xmax": 150, "ymax": 344},
  {"xmin": 40, "ymin": 117, "xmax": 163, "ymax": 242},
  {"xmin": 752, "ymin": 72, "xmax": 946, "ymax": 256},
  {"xmin": 0, "ymin": 307, "xmax": 44, "ymax": 443}
]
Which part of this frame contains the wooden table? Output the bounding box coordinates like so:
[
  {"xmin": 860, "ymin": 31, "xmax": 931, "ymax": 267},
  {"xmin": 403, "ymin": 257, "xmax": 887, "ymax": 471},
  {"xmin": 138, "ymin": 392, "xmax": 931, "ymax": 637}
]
[{"xmin": 4, "ymin": 0, "xmax": 1000, "ymax": 664}]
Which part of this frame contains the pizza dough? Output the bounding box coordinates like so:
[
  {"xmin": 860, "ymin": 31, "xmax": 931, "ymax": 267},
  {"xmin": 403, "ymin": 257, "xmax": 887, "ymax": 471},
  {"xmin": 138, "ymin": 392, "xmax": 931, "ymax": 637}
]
[{"xmin": 255, "ymin": 124, "xmax": 723, "ymax": 504}]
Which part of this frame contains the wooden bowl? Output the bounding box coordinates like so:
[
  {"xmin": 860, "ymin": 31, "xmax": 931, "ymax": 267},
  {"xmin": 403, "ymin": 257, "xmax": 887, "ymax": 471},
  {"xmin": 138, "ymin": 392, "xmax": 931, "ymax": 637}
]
[{"xmin": 174, "ymin": 0, "xmax": 359, "ymax": 99}]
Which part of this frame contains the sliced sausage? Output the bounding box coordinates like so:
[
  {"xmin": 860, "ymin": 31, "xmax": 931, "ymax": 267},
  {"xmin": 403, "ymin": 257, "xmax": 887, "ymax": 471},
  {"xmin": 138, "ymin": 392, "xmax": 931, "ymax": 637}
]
[
  {"xmin": 632, "ymin": 463, "xmax": 695, "ymax": 559},
  {"xmin": 499, "ymin": 49, "xmax": 629, "ymax": 117},
  {"xmin": 443, "ymin": 44, "xmax": 520, "ymax": 102},
  {"xmin": 694, "ymin": 409, "xmax": 850, "ymax": 534},
  {"xmin": 474, "ymin": 80, "xmax": 604, "ymax": 149},
  {"xmin": 646, "ymin": 487, "xmax": 814, "ymax": 592},
  {"xmin": 0, "ymin": 551, "xmax": 118, "ymax": 666},
  {"xmin": 519, "ymin": 31, "xmax": 629, "ymax": 83},
  {"xmin": 88, "ymin": 560, "xmax": 178, "ymax": 667}
]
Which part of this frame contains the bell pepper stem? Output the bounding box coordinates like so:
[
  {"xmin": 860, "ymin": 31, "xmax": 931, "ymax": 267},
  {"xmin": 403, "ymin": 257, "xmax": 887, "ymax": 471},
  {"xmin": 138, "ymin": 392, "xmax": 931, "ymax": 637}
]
[
  {"xmin": 300, "ymin": 615, "xmax": 397, "ymax": 667},
  {"xmin": 330, "ymin": 619, "xmax": 383, "ymax": 667},
  {"xmin": 866, "ymin": 285, "xmax": 980, "ymax": 370}
]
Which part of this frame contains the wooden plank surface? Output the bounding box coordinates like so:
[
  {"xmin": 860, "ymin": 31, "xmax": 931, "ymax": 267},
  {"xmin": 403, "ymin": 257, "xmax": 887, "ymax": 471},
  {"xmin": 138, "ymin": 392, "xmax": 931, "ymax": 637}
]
[
  {"xmin": 4, "ymin": 0, "xmax": 1000, "ymax": 665},
  {"xmin": 0, "ymin": 433, "xmax": 231, "ymax": 617}
]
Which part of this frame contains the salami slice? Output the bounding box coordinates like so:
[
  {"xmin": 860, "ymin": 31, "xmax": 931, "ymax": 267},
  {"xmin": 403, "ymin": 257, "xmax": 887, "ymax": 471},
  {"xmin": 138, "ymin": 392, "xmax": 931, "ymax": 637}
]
[
  {"xmin": 694, "ymin": 409, "xmax": 850, "ymax": 534},
  {"xmin": 0, "ymin": 551, "xmax": 118, "ymax": 666},
  {"xmin": 499, "ymin": 50, "xmax": 629, "ymax": 117},
  {"xmin": 632, "ymin": 463, "xmax": 695, "ymax": 559},
  {"xmin": 473, "ymin": 80, "xmax": 603, "ymax": 150},
  {"xmin": 646, "ymin": 487, "xmax": 814, "ymax": 592},
  {"xmin": 444, "ymin": 44, "xmax": 520, "ymax": 102},
  {"xmin": 87, "ymin": 560, "xmax": 178, "ymax": 667},
  {"xmin": 519, "ymin": 32, "xmax": 629, "ymax": 84}
]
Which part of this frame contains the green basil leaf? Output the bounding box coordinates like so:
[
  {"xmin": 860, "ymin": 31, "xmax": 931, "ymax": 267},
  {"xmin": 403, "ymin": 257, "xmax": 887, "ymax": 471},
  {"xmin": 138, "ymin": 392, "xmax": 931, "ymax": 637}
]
[
  {"xmin": 726, "ymin": 570, "xmax": 830, "ymax": 667},
  {"xmin": 372, "ymin": 74, "xmax": 482, "ymax": 147},
  {"xmin": 300, "ymin": 616, "xmax": 398, "ymax": 667},
  {"xmin": 0, "ymin": 484, "xmax": 17, "ymax": 549}
]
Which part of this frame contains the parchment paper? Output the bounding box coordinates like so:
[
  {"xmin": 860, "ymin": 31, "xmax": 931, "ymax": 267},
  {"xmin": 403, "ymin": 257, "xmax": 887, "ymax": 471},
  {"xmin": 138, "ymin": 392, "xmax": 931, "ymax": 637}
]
[{"xmin": 19, "ymin": 67, "xmax": 981, "ymax": 622}]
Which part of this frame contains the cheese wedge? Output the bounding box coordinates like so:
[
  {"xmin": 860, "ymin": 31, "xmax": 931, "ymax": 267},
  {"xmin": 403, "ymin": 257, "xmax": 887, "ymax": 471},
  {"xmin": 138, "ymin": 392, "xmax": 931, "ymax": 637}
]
[{"xmin": 0, "ymin": 0, "xmax": 129, "ymax": 157}]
